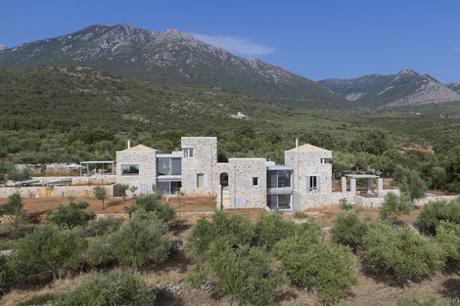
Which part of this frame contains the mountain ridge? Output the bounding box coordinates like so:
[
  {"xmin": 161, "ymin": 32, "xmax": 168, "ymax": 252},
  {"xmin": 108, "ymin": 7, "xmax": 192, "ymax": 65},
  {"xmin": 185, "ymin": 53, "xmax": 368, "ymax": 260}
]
[{"xmin": 0, "ymin": 24, "xmax": 348, "ymax": 109}]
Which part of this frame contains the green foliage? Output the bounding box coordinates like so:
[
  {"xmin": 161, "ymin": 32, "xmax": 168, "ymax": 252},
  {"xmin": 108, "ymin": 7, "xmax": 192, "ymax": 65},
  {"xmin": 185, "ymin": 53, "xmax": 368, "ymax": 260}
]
[
  {"xmin": 17, "ymin": 293, "xmax": 58, "ymax": 306},
  {"xmin": 12, "ymin": 225, "xmax": 87, "ymax": 280},
  {"xmin": 331, "ymin": 212, "xmax": 369, "ymax": 251},
  {"xmin": 48, "ymin": 201, "xmax": 95, "ymax": 229},
  {"xmin": 93, "ymin": 186, "xmax": 108, "ymax": 208},
  {"xmin": 274, "ymin": 238, "xmax": 356, "ymax": 305},
  {"xmin": 362, "ymin": 222, "xmax": 444, "ymax": 284},
  {"xmin": 80, "ymin": 128, "xmax": 114, "ymax": 145},
  {"xmin": 339, "ymin": 198, "xmax": 353, "ymax": 211},
  {"xmin": 397, "ymin": 295, "xmax": 459, "ymax": 306},
  {"xmin": 187, "ymin": 210, "xmax": 254, "ymax": 257},
  {"xmin": 85, "ymin": 216, "xmax": 122, "ymax": 237},
  {"xmin": 434, "ymin": 221, "xmax": 460, "ymax": 267},
  {"xmin": 416, "ymin": 199, "xmax": 460, "ymax": 235},
  {"xmin": 208, "ymin": 240, "xmax": 287, "ymax": 306},
  {"xmin": 350, "ymin": 130, "xmax": 389, "ymax": 155},
  {"xmin": 0, "ymin": 255, "xmax": 15, "ymax": 294},
  {"xmin": 0, "ymin": 193, "xmax": 24, "ymax": 217},
  {"xmin": 113, "ymin": 183, "xmax": 130, "ymax": 199},
  {"xmin": 133, "ymin": 193, "xmax": 176, "ymax": 222},
  {"xmin": 111, "ymin": 216, "xmax": 170, "ymax": 268},
  {"xmin": 379, "ymin": 192, "xmax": 412, "ymax": 220},
  {"xmin": 185, "ymin": 264, "xmax": 207, "ymax": 289},
  {"xmin": 253, "ymin": 212, "xmax": 298, "ymax": 250},
  {"xmin": 55, "ymin": 269, "xmax": 155, "ymax": 306},
  {"xmin": 431, "ymin": 166, "xmax": 447, "ymax": 190},
  {"xmin": 85, "ymin": 236, "xmax": 115, "ymax": 269}
]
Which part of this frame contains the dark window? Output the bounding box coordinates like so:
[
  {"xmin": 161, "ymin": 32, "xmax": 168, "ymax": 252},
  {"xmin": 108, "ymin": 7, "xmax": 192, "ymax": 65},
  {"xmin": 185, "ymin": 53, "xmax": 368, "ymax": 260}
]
[
  {"xmin": 307, "ymin": 176, "xmax": 318, "ymax": 191},
  {"xmin": 266, "ymin": 194, "xmax": 291, "ymax": 210},
  {"xmin": 157, "ymin": 157, "xmax": 181, "ymax": 176},
  {"xmin": 321, "ymin": 158, "xmax": 333, "ymax": 164},
  {"xmin": 252, "ymin": 177, "xmax": 259, "ymax": 186},
  {"xmin": 121, "ymin": 164, "xmax": 139, "ymax": 175},
  {"xmin": 157, "ymin": 181, "xmax": 182, "ymax": 195},
  {"xmin": 267, "ymin": 170, "xmax": 291, "ymax": 188},
  {"xmin": 183, "ymin": 148, "xmax": 194, "ymax": 158},
  {"xmin": 220, "ymin": 172, "xmax": 229, "ymax": 187}
]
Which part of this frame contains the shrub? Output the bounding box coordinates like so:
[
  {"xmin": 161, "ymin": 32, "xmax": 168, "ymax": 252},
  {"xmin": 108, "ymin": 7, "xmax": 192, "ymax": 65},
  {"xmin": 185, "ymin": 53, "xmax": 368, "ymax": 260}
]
[
  {"xmin": 339, "ymin": 198, "xmax": 353, "ymax": 211},
  {"xmin": 134, "ymin": 193, "xmax": 176, "ymax": 222},
  {"xmin": 379, "ymin": 192, "xmax": 412, "ymax": 221},
  {"xmin": 0, "ymin": 255, "xmax": 15, "ymax": 294},
  {"xmin": 274, "ymin": 238, "xmax": 356, "ymax": 305},
  {"xmin": 12, "ymin": 225, "xmax": 87, "ymax": 280},
  {"xmin": 48, "ymin": 201, "xmax": 95, "ymax": 229},
  {"xmin": 208, "ymin": 239, "xmax": 287, "ymax": 306},
  {"xmin": 417, "ymin": 199, "xmax": 460, "ymax": 235},
  {"xmin": 434, "ymin": 221, "xmax": 460, "ymax": 267},
  {"xmin": 93, "ymin": 186, "xmax": 108, "ymax": 209},
  {"xmin": 85, "ymin": 236, "xmax": 116, "ymax": 269},
  {"xmin": 253, "ymin": 212, "xmax": 298, "ymax": 250},
  {"xmin": 85, "ymin": 216, "xmax": 122, "ymax": 237},
  {"xmin": 0, "ymin": 193, "xmax": 24, "ymax": 217},
  {"xmin": 17, "ymin": 293, "xmax": 58, "ymax": 306},
  {"xmin": 185, "ymin": 264, "xmax": 207, "ymax": 288},
  {"xmin": 55, "ymin": 269, "xmax": 155, "ymax": 306},
  {"xmin": 362, "ymin": 222, "xmax": 444, "ymax": 284},
  {"xmin": 111, "ymin": 216, "xmax": 170, "ymax": 268},
  {"xmin": 331, "ymin": 212, "xmax": 369, "ymax": 251},
  {"xmin": 187, "ymin": 210, "xmax": 254, "ymax": 257},
  {"xmin": 113, "ymin": 183, "xmax": 129, "ymax": 200}
]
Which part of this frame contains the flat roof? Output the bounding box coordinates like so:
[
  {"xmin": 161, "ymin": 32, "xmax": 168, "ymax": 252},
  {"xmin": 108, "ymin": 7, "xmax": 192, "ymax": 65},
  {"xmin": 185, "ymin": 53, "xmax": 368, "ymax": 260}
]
[
  {"xmin": 346, "ymin": 174, "xmax": 380, "ymax": 179},
  {"xmin": 80, "ymin": 161, "xmax": 114, "ymax": 164},
  {"xmin": 267, "ymin": 165, "xmax": 294, "ymax": 171}
]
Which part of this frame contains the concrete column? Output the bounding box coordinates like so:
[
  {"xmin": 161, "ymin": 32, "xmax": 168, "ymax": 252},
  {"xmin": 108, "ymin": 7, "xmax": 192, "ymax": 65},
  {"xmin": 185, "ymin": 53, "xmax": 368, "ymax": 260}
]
[
  {"xmin": 350, "ymin": 178, "xmax": 356, "ymax": 194},
  {"xmin": 377, "ymin": 178, "xmax": 384, "ymax": 196},
  {"xmin": 367, "ymin": 178, "xmax": 372, "ymax": 194},
  {"xmin": 341, "ymin": 177, "xmax": 347, "ymax": 193}
]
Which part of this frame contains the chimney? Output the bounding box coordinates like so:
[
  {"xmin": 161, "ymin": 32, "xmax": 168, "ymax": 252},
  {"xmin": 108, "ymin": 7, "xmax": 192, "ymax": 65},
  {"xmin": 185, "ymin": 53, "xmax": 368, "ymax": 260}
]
[{"xmin": 127, "ymin": 139, "xmax": 131, "ymax": 149}]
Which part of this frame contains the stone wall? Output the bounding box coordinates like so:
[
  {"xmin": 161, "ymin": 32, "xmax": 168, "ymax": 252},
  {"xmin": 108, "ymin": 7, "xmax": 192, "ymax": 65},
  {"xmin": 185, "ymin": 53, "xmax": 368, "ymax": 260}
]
[
  {"xmin": 180, "ymin": 137, "xmax": 217, "ymax": 195},
  {"xmin": 31, "ymin": 175, "xmax": 117, "ymax": 186},
  {"xmin": 116, "ymin": 148, "xmax": 157, "ymax": 195},
  {"xmin": 0, "ymin": 185, "xmax": 113, "ymax": 198}
]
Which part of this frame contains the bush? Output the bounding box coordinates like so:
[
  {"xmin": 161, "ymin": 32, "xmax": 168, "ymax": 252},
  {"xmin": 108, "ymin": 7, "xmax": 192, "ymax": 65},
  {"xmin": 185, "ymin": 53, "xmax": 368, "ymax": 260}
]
[
  {"xmin": 85, "ymin": 217, "xmax": 122, "ymax": 237},
  {"xmin": 417, "ymin": 199, "xmax": 460, "ymax": 235},
  {"xmin": 185, "ymin": 264, "xmax": 207, "ymax": 288},
  {"xmin": 93, "ymin": 186, "xmax": 108, "ymax": 209},
  {"xmin": 0, "ymin": 255, "xmax": 15, "ymax": 294},
  {"xmin": 187, "ymin": 210, "xmax": 254, "ymax": 257},
  {"xmin": 331, "ymin": 212, "xmax": 369, "ymax": 251},
  {"xmin": 339, "ymin": 198, "xmax": 353, "ymax": 211},
  {"xmin": 253, "ymin": 212, "xmax": 298, "ymax": 250},
  {"xmin": 85, "ymin": 236, "xmax": 116, "ymax": 269},
  {"xmin": 274, "ymin": 238, "xmax": 356, "ymax": 305},
  {"xmin": 362, "ymin": 222, "xmax": 444, "ymax": 284},
  {"xmin": 55, "ymin": 269, "xmax": 155, "ymax": 306},
  {"xmin": 17, "ymin": 293, "xmax": 58, "ymax": 306},
  {"xmin": 379, "ymin": 193, "xmax": 412, "ymax": 220},
  {"xmin": 134, "ymin": 193, "xmax": 176, "ymax": 222},
  {"xmin": 111, "ymin": 216, "xmax": 170, "ymax": 268},
  {"xmin": 434, "ymin": 221, "xmax": 460, "ymax": 267},
  {"xmin": 208, "ymin": 239, "xmax": 287, "ymax": 306},
  {"xmin": 12, "ymin": 225, "xmax": 87, "ymax": 280},
  {"xmin": 113, "ymin": 183, "xmax": 129, "ymax": 199},
  {"xmin": 48, "ymin": 201, "xmax": 95, "ymax": 229},
  {"xmin": 0, "ymin": 193, "xmax": 24, "ymax": 217}
]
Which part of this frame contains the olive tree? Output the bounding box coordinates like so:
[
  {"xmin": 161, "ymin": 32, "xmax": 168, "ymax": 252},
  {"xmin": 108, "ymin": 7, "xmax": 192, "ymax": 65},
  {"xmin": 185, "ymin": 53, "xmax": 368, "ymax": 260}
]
[
  {"xmin": 92, "ymin": 186, "xmax": 108, "ymax": 209},
  {"xmin": 48, "ymin": 201, "xmax": 95, "ymax": 229},
  {"xmin": 379, "ymin": 192, "xmax": 412, "ymax": 221}
]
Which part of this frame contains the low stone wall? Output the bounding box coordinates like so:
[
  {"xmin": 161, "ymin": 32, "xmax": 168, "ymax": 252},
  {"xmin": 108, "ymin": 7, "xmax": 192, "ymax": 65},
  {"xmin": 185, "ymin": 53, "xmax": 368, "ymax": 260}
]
[
  {"xmin": 0, "ymin": 185, "xmax": 113, "ymax": 198},
  {"xmin": 31, "ymin": 175, "xmax": 117, "ymax": 186},
  {"xmin": 356, "ymin": 194, "xmax": 460, "ymax": 208}
]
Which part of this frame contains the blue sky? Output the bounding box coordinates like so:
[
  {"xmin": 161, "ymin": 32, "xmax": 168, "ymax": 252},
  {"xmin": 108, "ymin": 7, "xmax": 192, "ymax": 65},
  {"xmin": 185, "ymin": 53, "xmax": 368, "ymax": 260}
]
[{"xmin": 1, "ymin": 0, "xmax": 460, "ymax": 82}]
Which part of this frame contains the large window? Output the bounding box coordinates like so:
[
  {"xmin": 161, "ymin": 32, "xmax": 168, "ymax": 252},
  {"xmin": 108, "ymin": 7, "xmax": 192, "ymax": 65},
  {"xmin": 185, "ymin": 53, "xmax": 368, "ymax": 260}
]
[
  {"xmin": 157, "ymin": 181, "xmax": 181, "ymax": 195},
  {"xmin": 267, "ymin": 170, "xmax": 292, "ymax": 188},
  {"xmin": 267, "ymin": 194, "xmax": 292, "ymax": 210},
  {"xmin": 183, "ymin": 148, "xmax": 194, "ymax": 158},
  {"xmin": 121, "ymin": 164, "xmax": 139, "ymax": 176},
  {"xmin": 157, "ymin": 157, "xmax": 181, "ymax": 176}
]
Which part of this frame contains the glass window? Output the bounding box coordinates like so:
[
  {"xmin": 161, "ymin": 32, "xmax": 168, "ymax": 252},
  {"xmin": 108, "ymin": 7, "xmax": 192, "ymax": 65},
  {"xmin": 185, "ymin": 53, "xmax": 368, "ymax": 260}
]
[
  {"xmin": 267, "ymin": 195, "xmax": 277, "ymax": 209},
  {"xmin": 183, "ymin": 148, "xmax": 194, "ymax": 158},
  {"xmin": 121, "ymin": 164, "xmax": 139, "ymax": 175},
  {"xmin": 278, "ymin": 194, "xmax": 291, "ymax": 209},
  {"xmin": 308, "ymin": 176, "xmax": 318, "ymax": 191},
  {"xmin": 252, "ymin": 177, "xmax": 259, "ymax": 186},
  {"xmin": 321, "ymin": 158, "xmax": 333, "ymax": 164},
  {"xmin": 171, "ymin": 181, "xmax": 182, "ymax": 194},
  {"xmin": 171, "ymin": 158, "xmax": 181, "ymax": 175},
  {"xmin": 157, "ymin": 181, "xmax": 170, "ymax": 194},
  {"xmin": 157, "ymin": 158, "xmax": 170, "ymax": 176},
  {"xmin": 277, "ymin": 170, "xmax": 291, "ymax": 187}
]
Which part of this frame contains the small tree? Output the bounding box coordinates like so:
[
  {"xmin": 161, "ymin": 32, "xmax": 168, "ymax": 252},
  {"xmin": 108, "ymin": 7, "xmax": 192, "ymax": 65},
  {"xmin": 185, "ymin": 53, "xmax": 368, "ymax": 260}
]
[
  {"xmin": 208, "ymin": 240, "xmax": 287, "ymax": 306},
  {"xmin": 379, "ymin": 192, "xmax": 412, "ymax": 221},
  {"xmin": 114, "ymin": 184, "xmax": 129, "ymax": 200},
  {"xmin": 111, "ymin": 216, "xmax": 170, "ymax": 269},
  {"xmin": 13, "ymin": 225, "xmax": 87, "ymax": 280},
  {"xmin": 399, "ymin": 170, "xmax": 426, "ymax": 203},
  {"xmin": 416, "ymin": 199, "xmax": 460, "ymax": 235},
  {"xmin": 48, "ymin": 201, "xmax": 95, "ymax": 229},
  {"xmin": 134, "ymin": 193, "xmax": 175, "ymax": 222},
  {"xmin": 331, "ymin": 212, "xmax": 369, "ymax": 251},
  {"xmin": 0, "ymin": 193, "xmax": 24, "ymax": 217},
  {"xmin": 434, "ymin": 221, "xmax": 460, "ymax": 267},
  {"xmin": 93, "ymin": 186, "xmax": 108, "ymax": 209},
  {"xmin": 339, "ymin": 198, "xmax": 353, "ymax": 211},
  {"xmin": 129, "ymin": 185, "xmax": 138, "ymax": 198},
  {"xmin": 253, "ymin": 212, "xmax": 298, "ymax": 250}
]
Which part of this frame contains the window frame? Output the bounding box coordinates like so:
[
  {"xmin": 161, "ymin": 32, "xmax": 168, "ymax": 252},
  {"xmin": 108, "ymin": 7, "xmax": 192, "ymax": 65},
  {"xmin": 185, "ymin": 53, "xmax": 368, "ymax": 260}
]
[
  {"xmin": 121, "ymin": 164, "xmax": 140, "ymax": 176},
  {"xmin": 183, "ymin": 148, "xmax": 194, "ymax": 158}
]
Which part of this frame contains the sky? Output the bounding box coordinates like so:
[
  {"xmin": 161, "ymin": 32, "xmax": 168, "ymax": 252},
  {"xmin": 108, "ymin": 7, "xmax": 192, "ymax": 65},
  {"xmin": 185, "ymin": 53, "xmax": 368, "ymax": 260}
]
[{"xmin": 1, "ymin": 0, "xmax": 460, "ymax": 82}]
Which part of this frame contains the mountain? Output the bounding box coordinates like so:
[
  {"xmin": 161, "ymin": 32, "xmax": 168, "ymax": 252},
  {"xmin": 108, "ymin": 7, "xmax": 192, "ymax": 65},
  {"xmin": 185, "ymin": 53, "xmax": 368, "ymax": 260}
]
[
  {"xmin": 446, "ymin": 82, "xmax": 460, "ymax": 94},
  {"xmin": 318, "ymin": 68, "xmax": 460, "ymax": 109},
  {"xmin": 0, "ymin": 65, "xmax": 295, "ymax": 132},
  {"xmin": 0, "ymin": 24, "xmax": 348, "ymax": 109}
]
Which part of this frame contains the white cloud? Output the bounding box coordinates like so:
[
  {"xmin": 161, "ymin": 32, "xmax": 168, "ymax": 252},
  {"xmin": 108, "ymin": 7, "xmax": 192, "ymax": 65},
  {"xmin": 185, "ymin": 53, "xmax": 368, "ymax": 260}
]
[{"xmin": 191, "ymin": 33, "xmax": 275, "ymax": 57}]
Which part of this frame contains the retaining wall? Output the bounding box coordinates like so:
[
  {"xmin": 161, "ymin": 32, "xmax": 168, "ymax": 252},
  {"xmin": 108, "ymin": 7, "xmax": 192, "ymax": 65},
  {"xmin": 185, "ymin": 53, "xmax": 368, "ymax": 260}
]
[{"xmin": 0, "ymin": 185, "xmax": 113, "ymax": 198}]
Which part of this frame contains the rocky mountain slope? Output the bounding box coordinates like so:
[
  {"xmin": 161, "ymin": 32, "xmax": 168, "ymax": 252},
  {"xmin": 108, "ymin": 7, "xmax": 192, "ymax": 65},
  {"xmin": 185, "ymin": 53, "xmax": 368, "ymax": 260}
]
[
  {"xmin": 446, "ymin": 82, "xmax": 460, "ymax": 94},
  {"xmin": 318, "ymin": 69, "xmax": 460, "ymax": 109},
  {"xmin": 0, "ymin": 24, "xmax": 348, "ymax": 109}
]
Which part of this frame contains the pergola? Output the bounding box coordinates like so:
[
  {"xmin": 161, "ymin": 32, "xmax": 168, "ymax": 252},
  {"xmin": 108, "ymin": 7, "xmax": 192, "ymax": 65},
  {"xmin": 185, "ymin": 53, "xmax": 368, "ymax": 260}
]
[
  {"xmin": 79, "ymin": 161, "xmax": 115, "ymax": 176},
  {"xmin": 344, "ymin": 174, "xmax": 383, "ymax": 196}
]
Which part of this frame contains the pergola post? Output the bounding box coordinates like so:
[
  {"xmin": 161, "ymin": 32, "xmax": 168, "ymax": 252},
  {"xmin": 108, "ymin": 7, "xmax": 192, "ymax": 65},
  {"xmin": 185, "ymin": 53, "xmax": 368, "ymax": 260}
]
[
  {"xmin": 341, "ymin": 177, "xmax": 347, "ymax": 193},
  {"xmin": 350, "ymin": 178, "xmax": 357, "ymax": 194},
  {"xmin": 377, "ymin": 178, "xmax": 384, "ymax": 196},
  {"xmin": 367, "ymin": 178, "xmax": 372, "ymax": 194}
]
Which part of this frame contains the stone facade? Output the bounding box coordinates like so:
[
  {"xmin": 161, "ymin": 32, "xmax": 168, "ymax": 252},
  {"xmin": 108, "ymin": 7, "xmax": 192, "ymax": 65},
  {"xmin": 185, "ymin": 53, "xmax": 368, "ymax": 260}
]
[
  {"xmin": 284, "ymin": 144, "xmax": 333, "ymax": 210},
  {"xmin": 115, "ymin": 145, "xmax": 157, "ymax": 195}
]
